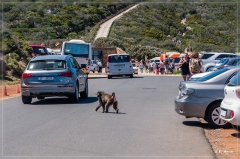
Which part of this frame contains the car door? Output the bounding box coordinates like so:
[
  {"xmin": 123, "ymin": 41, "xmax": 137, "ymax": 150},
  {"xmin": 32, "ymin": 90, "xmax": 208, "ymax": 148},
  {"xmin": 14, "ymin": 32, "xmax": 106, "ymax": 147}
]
[
  {"xmin": 72, "ymin": 57, "xmax": 86, "ymax": 92},
  {"xmin": 69, "ymin": 57, "xmax": 82, "ymax": 91}
]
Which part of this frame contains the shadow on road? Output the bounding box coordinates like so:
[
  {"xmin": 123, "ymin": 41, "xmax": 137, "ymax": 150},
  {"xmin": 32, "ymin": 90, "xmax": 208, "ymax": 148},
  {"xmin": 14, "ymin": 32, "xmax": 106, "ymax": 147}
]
[
  {"xmin": 182, "ymin": 121, "xmax": 206, "ymax": 128},
  {"xmin": 31, "ymin": 97, "xmax": 98, "ymax": 105}
]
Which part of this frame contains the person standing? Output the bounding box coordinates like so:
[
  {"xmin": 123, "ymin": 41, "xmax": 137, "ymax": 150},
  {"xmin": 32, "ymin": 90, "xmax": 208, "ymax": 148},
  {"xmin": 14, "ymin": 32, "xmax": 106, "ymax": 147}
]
[
  {"xmin": 97, "ymin": 60, "xmax": 102, "ymax": 73},
  {"xmin": 178, "ymin": 53, "xmax": 191, "ymax": 81},
  {"xmin": 189, "ymin": 52, "xmax": 203, "ymax": 75},
  {"xmin": 139, "ymin": 60, "xmax": 144, "ymax": 73},
  {"xmin": 164, "ymin": 55, "xmax": 170, "ymax": 74},
  {"xmin": 152, "ymin": 60, "xmax": 156, "ymax": 73},
  {"xmin": 159, "ymin": 60, "xmax": 165, "ymax": 75}
]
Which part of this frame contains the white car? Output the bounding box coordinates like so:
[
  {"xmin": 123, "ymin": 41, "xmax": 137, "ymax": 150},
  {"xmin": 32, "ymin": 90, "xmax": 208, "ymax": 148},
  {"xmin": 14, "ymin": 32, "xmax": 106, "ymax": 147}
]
[
  {"xmin": 220, "ymin": 71, "xmax": 240, "ymax": 132},
  {"xmin": 200, "ymin": 52, "xmax": 237, "ymax": 72},
  {"xmin": 106, "ymin": 54, "xmax": 133, "ymax": 79},
  {"xmin": 132, "ymin": 63, "xmax": 138, "ymax": 74},
  {"xmin": 89, "ymin": 60, "xmax": 99, "ymax": 73},
  {"xmin": 189, "ymin": 72, "xmax": 212, "ymax": 81}
]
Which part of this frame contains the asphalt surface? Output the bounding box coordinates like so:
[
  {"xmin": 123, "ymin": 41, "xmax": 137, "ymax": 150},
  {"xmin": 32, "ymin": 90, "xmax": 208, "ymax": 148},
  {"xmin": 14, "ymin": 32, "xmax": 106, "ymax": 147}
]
[{"xmin": 1, "ymin": 75, "xmax": 215, "ymax": 158}]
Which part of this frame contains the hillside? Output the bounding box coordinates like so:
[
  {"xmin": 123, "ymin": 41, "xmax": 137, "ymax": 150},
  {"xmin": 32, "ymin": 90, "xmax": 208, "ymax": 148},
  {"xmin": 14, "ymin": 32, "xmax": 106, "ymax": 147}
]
[
  {"xmin": 101, "ymin": 2, "xmax": 238, "ymax": 61},
  {"xmin": 1, "ymin": 2, "xmax": 135, "ymax": 79}
]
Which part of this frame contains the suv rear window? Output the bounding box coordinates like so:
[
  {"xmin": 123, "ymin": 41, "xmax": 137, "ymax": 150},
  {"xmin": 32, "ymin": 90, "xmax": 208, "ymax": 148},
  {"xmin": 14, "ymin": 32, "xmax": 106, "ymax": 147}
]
[
  {"xmin": 201, "ymin": 54, "xmax": 214, "ymax": 59},
  {"xmin": 228, "ymin": 71, "xmax": 240, "ymax": 86},
  {"xmin": 196, "ymin": 68, "xmax": 229, "ymax": 82},
  {"xmin": 28, "ymin": 60, "xmax": 66, "ymax": 70},
  {"xmin": 109, "ymin": 55, "xmax": 130, "ymax": 63}
]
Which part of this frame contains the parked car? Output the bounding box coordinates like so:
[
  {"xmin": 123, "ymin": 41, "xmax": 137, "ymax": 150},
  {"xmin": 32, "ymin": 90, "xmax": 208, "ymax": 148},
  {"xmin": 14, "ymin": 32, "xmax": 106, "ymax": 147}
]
[
  {"xmin": 189, "ymin": 72, "xmax": 212, "ymax": 81},
  {"xmin": 132, "ymin": 63, "xmax": 138, "ymax": 74},
  {"xmin": 28, "ymin": 44, "xmax": 50, "ymax": 56},
  {"xmin": 200, "ymin": 52, "xmax": 237, "ymax": 72},
  {"xmin": 106, "ymin": 54, "xmax": 133, "ymax": 79},
  {"xmin": 220, "ymin": 71, "xmax": 240, "ymax": 132},
  {"xmin": 21, "ymin": 55, "xmax": 88, "ymax": 104},
  {"xmin": 210, "ymin": 57, "xmax": 240, "ymax": 71},
  {"xmin": 175, "ymin": 66, "xmax": 240, "ymax": 128},
  {"xmin": 89, "ymin": 60, "xmax": 99, "ymax": 73}
]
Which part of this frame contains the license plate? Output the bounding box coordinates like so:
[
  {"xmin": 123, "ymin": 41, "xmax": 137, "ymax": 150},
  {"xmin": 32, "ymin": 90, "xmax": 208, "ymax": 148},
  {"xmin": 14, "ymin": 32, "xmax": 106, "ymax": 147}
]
[
  {"xmin": 114, "ymin": 65, "xmax": 125, "ymax": 68},
  {"xmin": 38, "ymin": 77, "xmax": 54, "ymax": 80},
  {"xmin": 220, "ymin": 109, "xmax": 226, "ymax": 117}
]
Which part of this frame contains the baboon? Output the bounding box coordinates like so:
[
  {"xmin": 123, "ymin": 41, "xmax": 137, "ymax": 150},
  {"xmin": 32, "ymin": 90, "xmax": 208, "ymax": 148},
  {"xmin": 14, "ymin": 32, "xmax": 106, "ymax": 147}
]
[{"xmin": 95, "ymin": 91, "xmax": 119, "ymax": 113}]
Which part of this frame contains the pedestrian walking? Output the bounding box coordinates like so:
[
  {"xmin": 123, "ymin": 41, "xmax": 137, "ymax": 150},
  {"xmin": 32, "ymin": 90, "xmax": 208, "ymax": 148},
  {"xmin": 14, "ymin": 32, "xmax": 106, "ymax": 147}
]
[
  {"xmin": 178, "ymin": 53, "xmax": 191, "ymax": 81},
  {"xmin": 97, "ymin": 60, "xmax": 102, "ymax": 73},
  {"xmin": 139, "ymin": 60, "xmax": 144, "ymax": 73},
  {"xmin": 164, "ymin": 55, "xmax": 170, "ymax": 74},
  {"xmin": 152, "ymin": 60, "xmax": 156, "ymax": 73}
]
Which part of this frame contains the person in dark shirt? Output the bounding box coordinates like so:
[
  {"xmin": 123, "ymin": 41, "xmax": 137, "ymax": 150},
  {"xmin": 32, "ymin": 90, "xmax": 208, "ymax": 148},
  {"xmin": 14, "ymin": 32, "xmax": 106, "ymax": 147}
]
[{"xmin": 178, "ymin": 53, "xmax": 191, "ymax": 81}]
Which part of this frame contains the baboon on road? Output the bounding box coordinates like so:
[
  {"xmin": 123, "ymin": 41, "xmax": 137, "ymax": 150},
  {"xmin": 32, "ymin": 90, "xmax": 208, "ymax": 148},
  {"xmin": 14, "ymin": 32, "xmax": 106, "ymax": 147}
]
[{"xmin": 95, "ymin": 91, "xmax": 119, "ymax": 113}]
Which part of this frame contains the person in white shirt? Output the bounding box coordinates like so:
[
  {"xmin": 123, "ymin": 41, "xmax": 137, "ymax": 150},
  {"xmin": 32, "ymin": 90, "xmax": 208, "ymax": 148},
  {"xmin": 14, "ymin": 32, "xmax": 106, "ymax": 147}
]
[
  {"xmin": 97, "ymin": 60, "xmax": 102, "ymax": 73},
  {"xmin": 152, "ymin": 60, "xmax": 156, "ymax": 73}
]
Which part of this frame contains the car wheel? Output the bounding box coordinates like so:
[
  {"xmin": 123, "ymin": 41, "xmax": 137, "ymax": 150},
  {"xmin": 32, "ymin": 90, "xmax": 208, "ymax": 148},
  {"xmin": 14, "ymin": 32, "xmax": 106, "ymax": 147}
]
[
  {"xmin": 22, "ymin": 95, "xmax": 32, "ymax": 104},
  {"xmin": 37, "ymin": 96, "xmax": 45, "ymax": 100},
  {"xmin": 130, "ymin": 74, "xmax": 133, "ymax": 78},
  {"xmin": 206, "ymin": 102, "xmax": 231, "ymax": 128},
  {"xmin": 70, "ymin": 83, "xmax": 79, "ymax": 102},
  {"xmin": 80, "ymin": 81, "xmax": 88, "ymax": 98},
  {"xmin": 108, "ymin": 75, "xmax": 112, "ymax": 79},
  {"xmin": 232, "ymin": 125, "xmax": 240, "ymax": 132}
]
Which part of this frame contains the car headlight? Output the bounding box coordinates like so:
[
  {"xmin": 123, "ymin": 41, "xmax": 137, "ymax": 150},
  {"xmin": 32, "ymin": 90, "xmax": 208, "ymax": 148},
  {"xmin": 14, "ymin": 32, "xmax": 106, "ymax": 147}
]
[{"xmin": 181, "ymin": 87, "xmax": 195, "ymax": 95}]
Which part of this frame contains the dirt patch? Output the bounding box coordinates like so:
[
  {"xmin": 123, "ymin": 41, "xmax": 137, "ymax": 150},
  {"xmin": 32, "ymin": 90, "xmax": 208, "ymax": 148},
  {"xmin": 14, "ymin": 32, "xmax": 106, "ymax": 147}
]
[{"xmin": 200, "ymin": 119, "xmax": 240, "ymax": 159}]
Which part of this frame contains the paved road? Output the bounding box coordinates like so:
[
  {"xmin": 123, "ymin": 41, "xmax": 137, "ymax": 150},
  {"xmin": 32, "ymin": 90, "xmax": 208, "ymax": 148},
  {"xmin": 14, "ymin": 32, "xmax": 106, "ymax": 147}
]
[
  {"xmin": 1, "ymin": 76, "xmax": 215, "ymax": 158},
  {"xmin": 95, "ymin": 4, "xmax": 139, "ymax": 40}
]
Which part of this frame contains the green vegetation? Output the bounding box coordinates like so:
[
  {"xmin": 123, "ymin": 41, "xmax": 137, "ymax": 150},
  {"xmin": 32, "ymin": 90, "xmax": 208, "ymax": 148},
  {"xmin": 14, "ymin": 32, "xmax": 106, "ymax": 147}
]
[
  {"xmin": 1, "ymin": 1, "xmax": 239, "ymax": 80},
  {"xmin": 106, "ymin": 3, "xmax": 238, "ymax": 61},
  {"xmin": 1, "ymin": 2, "xmax": 134, "ymax": 79}
]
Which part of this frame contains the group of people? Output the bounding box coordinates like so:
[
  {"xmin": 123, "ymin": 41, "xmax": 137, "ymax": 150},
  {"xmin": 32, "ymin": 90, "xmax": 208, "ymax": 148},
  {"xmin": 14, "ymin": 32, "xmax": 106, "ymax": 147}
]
[
  {"xmin": 139, "ymin": 57, "xmax": 176, "ymax": 75},
  {"xmin": 138, "ymin": 51, "xmax": 203, "ymax": 81}
]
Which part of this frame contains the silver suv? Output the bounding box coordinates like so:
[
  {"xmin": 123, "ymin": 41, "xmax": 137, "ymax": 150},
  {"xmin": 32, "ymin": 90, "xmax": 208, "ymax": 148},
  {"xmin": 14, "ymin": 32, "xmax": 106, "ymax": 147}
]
[
  {"xmin": 200, "ymin": 52, "xmax": 237, "ymax": 72},
  {"xmin": 21, "ymin": 55, "xmax": 88, "ymax": 104}
]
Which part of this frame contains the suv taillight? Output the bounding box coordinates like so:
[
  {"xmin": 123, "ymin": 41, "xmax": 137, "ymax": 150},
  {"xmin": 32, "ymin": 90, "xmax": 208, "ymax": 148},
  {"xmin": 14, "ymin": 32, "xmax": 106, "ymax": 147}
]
[
  {"xmin": 128, "ymin": 56, "xmax": 131, "ymax": 62},
  {"xmin": 22, "ymin": 73, "xmax": 33, "ymax": 79},
  {"xmin": 58, "ymin": 72, "xmax": 72, "ymax": 77},
  {"xmin": 236, "ymin": 88, "xmax": 240, "ymax": 99},
  {"xmin": 107, "ymin": 56, "xmax": 110, "ymax": 62}
]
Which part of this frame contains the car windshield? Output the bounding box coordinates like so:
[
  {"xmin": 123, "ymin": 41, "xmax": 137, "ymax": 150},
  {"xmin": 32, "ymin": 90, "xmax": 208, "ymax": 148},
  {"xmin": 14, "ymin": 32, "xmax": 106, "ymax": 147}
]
[
  {"xmin": 64, "ymin": 43, "xmax": 89, "ymax": 58},
  {"xmin": 196, "ymin": 68, "xmax": 229, "ymax": 82},
  {"xmin": 28, "ymin": 60, "xmax": 66, "ymax": 70},
  {"xmin": 218, "ymin": 58, "xmax": 229, "ymax": 65},
  {"xmin": 109, "ymin": 55, "xmax": 130, "ymax": 63}
]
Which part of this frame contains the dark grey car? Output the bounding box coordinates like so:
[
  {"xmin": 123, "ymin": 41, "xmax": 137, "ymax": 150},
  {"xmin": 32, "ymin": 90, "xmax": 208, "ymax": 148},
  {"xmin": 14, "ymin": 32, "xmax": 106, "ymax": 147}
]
[
  {"xmin": 21, "ymin": 55, "xmax": 88, "ymax": 104},
  {"xmin": 175, "ymin": 66, "xmax": 240, "ymax": 128}
]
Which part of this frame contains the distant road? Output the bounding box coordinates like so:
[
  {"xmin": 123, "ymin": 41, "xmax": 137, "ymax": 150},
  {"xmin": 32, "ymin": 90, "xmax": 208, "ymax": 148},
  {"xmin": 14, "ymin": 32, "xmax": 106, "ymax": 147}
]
[{"xmin": 94, "ymin": 4, "xmax": 139, "ymax": 40}]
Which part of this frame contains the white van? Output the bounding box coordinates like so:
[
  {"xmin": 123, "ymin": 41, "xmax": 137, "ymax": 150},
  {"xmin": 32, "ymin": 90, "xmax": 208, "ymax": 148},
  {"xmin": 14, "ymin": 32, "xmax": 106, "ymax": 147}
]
[{"xmin": 106, "ymin": 54, "xmax": 133, "ymax": 79}]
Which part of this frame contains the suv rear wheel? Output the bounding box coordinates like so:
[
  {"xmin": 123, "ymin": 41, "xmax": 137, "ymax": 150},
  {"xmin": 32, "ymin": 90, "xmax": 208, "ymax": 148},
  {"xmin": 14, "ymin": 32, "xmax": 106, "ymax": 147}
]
[
  {"xmin": 69, "ymin": 84, "xmax": 79, "ymax": 102},
  {"xmin": 108, "ymin": 75, "xmax": 112, "ymax": 79},
  {"xmin": 80, "ymin": 81, "xmax": 88, "ymax": 98},
  {"xmin": 22, "ymin": 95, "xmax": 32, "ymax": 104}
]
